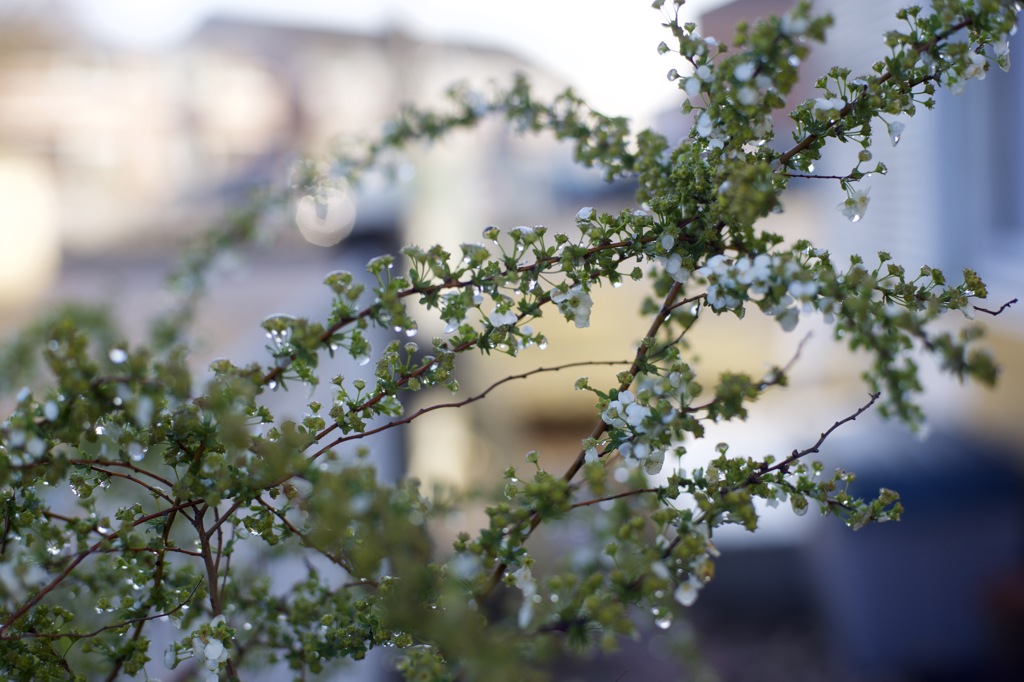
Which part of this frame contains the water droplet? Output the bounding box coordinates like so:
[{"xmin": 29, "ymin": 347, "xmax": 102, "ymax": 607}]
[
  {"xmin": 128, "ymin": 442, "xmax": 145, "ymax": 462},
  {"xmin": 788, "ymin": 55, "xmax": 801, "ymax": 67},
  {"xmin": 405, "ymin": 327, "xmax": 418, "ymax": 338},
  {"xmin": 356, "ymin": 355, "xmax": 371, "ymax": 367},
  {"xmin": 850, "ymin": 213, "xmax": 863, "ymax": 223},
  {"xmin": 108, "ymin": 348, "xmax": 128, "ymax": 364},
  {"xmin": 267, "ymin": 380, "xmax": 279, "ymax": 390},
  {"xmin": 538, "ymin": 341, "xmax": 548, "ymax": 350},
  {"xmin": 612, "ymin": 281, "xmax": 622, "ymax": 288},
  {"xmin": 655, "ymin": 615, "xmax": 673, "ymax": 630}
]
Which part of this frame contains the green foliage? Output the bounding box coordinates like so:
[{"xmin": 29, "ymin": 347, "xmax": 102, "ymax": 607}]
[{"xmin": 0, "ymin": 2, "xmax": 1019, "ymax": 680}]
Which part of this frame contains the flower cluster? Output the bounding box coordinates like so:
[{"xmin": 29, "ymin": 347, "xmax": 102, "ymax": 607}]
[
  {"xmin": 166, "ymin": 615, "xmax": 232, "ymax": 682},
  {"xmin": 696, "ymin": 253, "xmax": 819, "ymax": 332}
]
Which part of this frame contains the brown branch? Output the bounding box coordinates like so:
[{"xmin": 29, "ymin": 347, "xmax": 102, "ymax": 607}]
[
  {"xmin": 260, "ymin": 235, "xmax": 667, "ymax": 390},
  {"xmin": 776, "ymin": 19, "xmax": 971, "ymax": 169},
  {"xmin": 80, "ymin": 465, "xmax": 175, "ymax": 505},
  {"xmin": 974, "ymin": 298, "xmax": 1017, "ymax": 316},
  {"xmin": 255, "ymin": 496, "xmax": 363, "ymax": 579},
  {"xmin": 479, "ymin": 280, "xmax": 687, "ymax": 599},
  {"xmin": 569, "ymin": 487, "xmax": 660, "ymax": 510},
  {"xmin": 658, "ymin": 392, "xmax": 881, "ymax": 560},
  {"xmin": 747, "ymin": 392, "xmax": 880, "ymax": 485},
  {"xmin": 308, "ymin": 359, "xmax": 630, "ymax": 458},
  {"xmin": 0, "ymin": 499, "xmax": 202, "ymax": 636},
  {"xmin": 12, "ymin": 580, "xmax": 202, "ymax": 642},
  {"xmin": 68, "ymin": 458, "xmax": 175, "ymax": 489}
]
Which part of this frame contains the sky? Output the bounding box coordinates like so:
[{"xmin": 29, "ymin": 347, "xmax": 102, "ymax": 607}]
[{"xmin": 73, "ymin": 0, "xmax": 728, "ymax": 123}]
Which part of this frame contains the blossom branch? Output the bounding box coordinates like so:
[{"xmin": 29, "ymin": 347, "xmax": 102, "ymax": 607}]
[
  {"xmin": 777, "ymin": 19, "xmax": 972, "ymax": 169},
  {"xmin": 479, "ymin": 281, "xmax": 685, "ymax": 599},
  {"xmin": 747, "ymin": 392, "xmax": 880, "ymax": 484},
  {"xmin": 0, "ymin": 499, "xmax": 203, "ymax": 636},
  {"xmin": 308, "ymin": 360, "xmax": 629, "ymax": 458},
  {"xmin": 10, "ymin": 580, "xmax": 202, "ymax": 641},
  {"xmin": 254, "ymin": 496, "xmax": 363, "ymax": 578}
]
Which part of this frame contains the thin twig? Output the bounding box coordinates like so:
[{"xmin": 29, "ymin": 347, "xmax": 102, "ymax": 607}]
[
  {"xmin": 308, "ymin": 360, "xmax": 629, "ymax": 459},
  {"xmin": 480, "ymin": 280, "xmax": 687, "ymax": 599},
  {"xmin": 974, "ymin": 298, "xmax": 1017, "ymax": 316},
  {"xmin": 0, "ymin": 499, "xmax": 203, "ymax": 636},
  {"xmin": 569, "ymin": 488, "xmax": 660, "ymax": 510},
  {"xmin": 15, "ymin": 580, "xmax": 202, "ymax": 641}
]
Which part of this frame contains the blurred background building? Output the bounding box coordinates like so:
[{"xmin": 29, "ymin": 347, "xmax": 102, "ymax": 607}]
[{"xmin": 0, "ymin": 0, "xmax": 1022, "ymax": 680}]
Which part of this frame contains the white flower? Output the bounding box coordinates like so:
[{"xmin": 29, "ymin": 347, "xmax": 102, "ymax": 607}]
[
  {"xmin": 25, "ymin": 437, "xmax": 46, "ymax": 458},
  {"xmin": 659, "ymin": 253, "xmax": 690, "ymax": 283},
  {"xmin": 43, "ymin": 401, "xmax": 59, "ymax": 421},
  {"xmin": 696, "ymin": 111, "xmax": 713, "ymax": 137},
  {"xmin": 695, "ymin": 64, "xmax": 712, "ymax": 81},
  {"xmin": 164, "ymin": 645, "xmax": 178, "ymax": 670},
  {"xmin": 551, "ymin": 285, "xmax": 593, "ymax": 328},
  {"xmin": 513, "ymin": 567, "xmax": 537, "ymax": 629},
  {"xmin": 683, "ymin": 77, "xmax": 702, "ymax": 96},
  {"xmin": 787, "ymin": 280, "xmax": 818, "ymax": 299},
  {"xmin": 192, "ymin": 636, "xmax": 206, "ymax": 661},
  {"xmin": 945, "ymin": 71, "xmax": 967, "ymax": 95},
  {"xmin": 734, "ymin": 254, "xmax": 771, "ymax": 286},
  {"xmin": 509, "ymin": 225, "xmax": 534, "ymax": 241},
  {"xmin": 963, "ymin": 51, "xmax": 987, "ymax": 81},
  {"xmin": 780, "ymin": 12, "xmax": 809, "ymax": 36},
  {"xmin": 576, "ymin": 206, "xmax": 595, "ymax": 222},
  {"xmin": 601, "ymin": 390, "xmax": 634, "ymax": 429},
  {"xmin": 205, "ymin": 639, "xmax": 227, "ymax": 666},
  {"xmin": 624, "ymin": 402, "xmax": 651, "ymax": 428},
  {"xmin": 696, "ymin": 254, "xmax": 729, "ymax": 278},
  {"xmin": 733, "ymin": 61, "xmax": 756, "ymax": 82},
  {"xmin": 674, "ymin": 576, "xmax": 703, "ymax": 607},
  {"xmin": 644, "ymin": 449, "xmax": 666, "ymax": 475},
  {"xmin": 991, "ymin": 38, "xmax": 1011, "ymax": 71},
  {"xmin": 836, "ymin": 187, "xmax": 870, "ymax": 222},
  {"xmin": 736, "ymin": 86, "xmax": 758, "ymax": 106},
  {"xmin": 775, "ymin": 307, "xmax": 800, "ymax": 332},
  {"xmin": 488, "ymin": 308, "xmax": 518, "ymax": 327}
]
